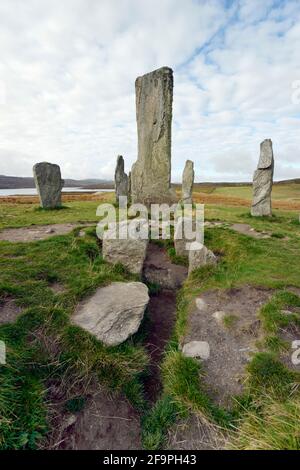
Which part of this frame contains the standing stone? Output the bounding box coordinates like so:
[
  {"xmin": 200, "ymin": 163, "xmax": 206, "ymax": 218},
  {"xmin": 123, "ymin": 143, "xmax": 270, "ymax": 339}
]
[
  {"xmin": 102, "ymin": 221, "xmax": 148, "ymax": 276},
  {"xmin": 131, "ymin": 67, "xmax": 176, "ymax": 206},
  {"xmin": 251, "ymin": 139, "xmax": 274, "ymax": 217},
  {"xmin": 128, "ymin": 171, "xmax": 132, "ymax": 203},
  {"xmin": 33, "ymin": 162, "xmax": 64, "ymax": 209},
  {"xmin": 114, "ymin": 155, "xmax": 128, "ymax": 201},
  {"xmin": 182, "ymin": 160, "xmax": 194, "ymax": 204}
]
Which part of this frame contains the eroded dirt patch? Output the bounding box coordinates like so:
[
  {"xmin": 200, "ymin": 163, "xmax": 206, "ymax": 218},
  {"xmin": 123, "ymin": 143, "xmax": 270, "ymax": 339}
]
[
  {"xmin": 0, "ymin": 298, "xmax": 22, "ymax": 324},
  {"xmin": 142, "ymin": 243, "xmax": 187, "ymax": 402},
  {"xmin": 43, "ymin": 374, "xmax": 142, "ymax": 450},
  {"xmin": 143, "ymin": 290, "xmax": 177, "ymax": 402},
  {"xmin": 59, "ymin": 391, "xmax": 141, "ymax": 450},
  {"xmin": 183, "ymin": 286, "xmax": 273, "ymax": 407},
  {"xmin": 0, "ymin": 223, "xmax": 95, "ymax": 243}
]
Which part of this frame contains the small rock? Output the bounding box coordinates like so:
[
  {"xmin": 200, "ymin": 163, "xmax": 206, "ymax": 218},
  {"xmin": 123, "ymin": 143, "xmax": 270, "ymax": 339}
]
[
  {"xmin": 45, "ymin": 228, "xmax": 55, "ymax": 234},
  {"xmin": 195, "ymin": 298, "xmax": 207, "ymax": 311},
  {"xmin": 182, "ymin": 341, "xmax": 210, "ymax": 360},
  {"xmin": 62, "ymin": 414, "xmax": 77, "ymax": 432},
  {"xmin": 212, "ymin": 311, "xmax": 226, "ymax": 322},
  {"xmin": 281, "ymin": 310, "xmax": 294, "ymax": 316}
]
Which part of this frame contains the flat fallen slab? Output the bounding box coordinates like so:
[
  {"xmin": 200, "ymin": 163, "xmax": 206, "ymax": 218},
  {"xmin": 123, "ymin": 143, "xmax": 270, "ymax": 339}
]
[
  {"xmin": 72, "ymin": 282, "xmax": 149, "ymax": 346},
  {"xmin": 0, "ymin": 223, "xmax": 95, "ymax": 243}
]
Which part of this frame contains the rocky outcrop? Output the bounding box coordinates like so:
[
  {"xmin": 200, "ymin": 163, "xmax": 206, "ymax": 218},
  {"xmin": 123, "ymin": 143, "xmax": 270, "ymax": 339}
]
[
  {"xmin": 114, "ymin": 155, "xmax": 128, "ymax": 202},
  {"xmin": 182, "ymin": 160, "xmax": 194, "ymax": 204},
  {"xmin": 131, "ymin": 67, "xmax": 176, "ymax": 206},
  {"xmin": 33, "ymin": 162, "xmax": 64, "ymax": 208},
  {"xmin": 251, "ymin": 139, "xmax": 274, "ymax": 217},
  {"xmin": 72, "ymin": 282, "xmax": 149, "ymax": 346}
]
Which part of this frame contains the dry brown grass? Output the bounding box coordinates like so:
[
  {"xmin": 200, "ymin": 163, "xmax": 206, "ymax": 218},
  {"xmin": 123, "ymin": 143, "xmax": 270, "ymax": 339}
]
[
  {"xmin": 0, "ymin": 191, "xmax": 114, "ymax": 205},
  {"xmin": 193, "ymin": 191, "xmax": 300, "ymax": 211}
]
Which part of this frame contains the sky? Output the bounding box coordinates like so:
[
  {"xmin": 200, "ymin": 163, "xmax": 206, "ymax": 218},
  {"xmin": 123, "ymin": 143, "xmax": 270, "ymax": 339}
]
[{"xmin": 0, "ymin": 0, "xmax": 299, "ymax": 182}]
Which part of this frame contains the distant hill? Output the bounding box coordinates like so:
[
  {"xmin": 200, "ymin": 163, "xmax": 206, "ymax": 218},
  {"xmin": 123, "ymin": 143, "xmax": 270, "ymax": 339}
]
[
  {"xmin": 0, "ymin": 175, "xmax": 113, "ymax": 189},
  {"xmin": 1, "ymin": 174, "xmax": 299, "ymax": 190}
]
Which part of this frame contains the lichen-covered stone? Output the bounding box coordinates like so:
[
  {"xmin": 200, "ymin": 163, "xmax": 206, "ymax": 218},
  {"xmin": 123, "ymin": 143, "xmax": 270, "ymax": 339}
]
[
  {"xmin": 114, "ymin": 155, "xmax": 128, "ymax": 201},
  {"xmin": 182, "ymin": 160, "xmax": 194, "ymax": 204},
  {"xmin": 102, "ymin": 221, "xmax": 148, "ymax": 276},
  {"xmin": 33, "ymin": 162, "xmax": 64, "ymax": 208},
  {"xmin": 251, "ymin": 139, "xmax": 274, "ymax": 217},
  {"xmin": 72, "ymin": 282, "xmax": 149, "ymax": 346},
  {"xmin": 131, "ymin": 67, "xmax": 176, "ymax": 205}
]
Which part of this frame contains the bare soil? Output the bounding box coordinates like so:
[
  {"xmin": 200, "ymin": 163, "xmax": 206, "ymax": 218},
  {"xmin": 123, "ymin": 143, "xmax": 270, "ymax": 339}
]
[
  {"xmin": 54, "ymin": 389, "xmax": 142, "ymax": 450},
  {"xmin": 142, "ymin": 243, "xmax": 188, "ymax": 402},
  {"xmin": 143, "ymin": 290, "xmax": 177, "ymax": 402},
  {"xmin": 143, "ymin": 242, "xmax": 188, "ymax": 290},
  {"xmin": 0, "ymin": 223, "xmax": 95, "ymax": 243},
  {"xmin": 183, "ymin": 286, "xmax": 273, "ymax": 407},
  {"xmin": 0, "ymin": 298, "xmax": 22, "ymax": 324}
]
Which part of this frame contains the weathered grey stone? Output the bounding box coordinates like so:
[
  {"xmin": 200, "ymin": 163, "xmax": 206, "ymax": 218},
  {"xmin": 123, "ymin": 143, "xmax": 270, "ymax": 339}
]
[
  {"xmin": 182, "ymin": 341, "xmax": 210, "ymax": 360},
  {"xmin": 195, "ymin": 298, "xmax": 207, "ymax": 311},
  {"xmin": 251, "ymin": 139, "xmax": 274, "ymax": 217},
  {"xmin": 33, "ymin": 162, "xmax": 64, "ymax": 208},
  {"xmin": 128, "ymin": 171, "xmax": 132, "ymax": 202},
  {"xmin": 182, "ymin": 160, "xmax": 194, "ymax": 204},
  {"xmin": 102, "ymin": 221, "xmax": 148, "ymax": 276},
  {"xmin": 212, "ymin": 311, "xmax": 226, "ymax": 323},
  {"xmin": 188, "ymin": 244, "xmax": 217, "ymax": 275},
  {"xmin": 72, "ymin": 282, "xmax": 149, "ymax": 346},
  {"xmin": 114, "ymin": 155, "xmax": 128, "ymax": 201},
  {"xmin": 131, "ymin": 67, "xmax": 176, "ymax": 206}
]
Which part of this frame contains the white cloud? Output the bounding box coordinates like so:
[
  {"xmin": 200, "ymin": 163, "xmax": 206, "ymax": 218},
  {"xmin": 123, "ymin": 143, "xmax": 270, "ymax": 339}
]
[{"xmin": 0, "ymin": 0, "xmax": 299, "ymax": 182}]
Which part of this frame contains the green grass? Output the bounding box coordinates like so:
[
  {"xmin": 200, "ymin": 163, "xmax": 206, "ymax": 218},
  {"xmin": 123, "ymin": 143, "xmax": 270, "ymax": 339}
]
[
  {"xmin": 0, "ymin": 226, "xmax": 148, "ymax": 449},
  {"xmin": 0, "ymin": 194, "xmax": 300, "ymax": 450},
  {"xmin": 142, "ymin": 205, "xmax": 300, "ymax": 449}
]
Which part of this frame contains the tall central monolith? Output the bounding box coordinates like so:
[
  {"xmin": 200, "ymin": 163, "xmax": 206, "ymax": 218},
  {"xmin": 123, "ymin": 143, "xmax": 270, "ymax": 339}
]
[{"xmin": 131, "ymin": 67, "xmax": 175, "ymax": 206}]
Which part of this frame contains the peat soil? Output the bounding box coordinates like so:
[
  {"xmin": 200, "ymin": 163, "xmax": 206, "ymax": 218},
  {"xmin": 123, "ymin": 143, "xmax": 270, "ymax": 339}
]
[{"xmin": 142, "ymin": 243, "xmax": 188, "ymax": 402}]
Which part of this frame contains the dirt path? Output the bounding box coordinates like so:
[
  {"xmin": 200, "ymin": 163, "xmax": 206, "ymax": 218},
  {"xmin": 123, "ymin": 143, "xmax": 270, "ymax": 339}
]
[
  {"xmin": 58, "ymin": 390, "xmax": 141, "ymax": 450},
  {"xmin": 142, "ymin": 243, "xmax": 187, "ymax": 402},
  {"xmin": 183, "ymin": 286, "xmax": 272, "ymax": 407}
]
